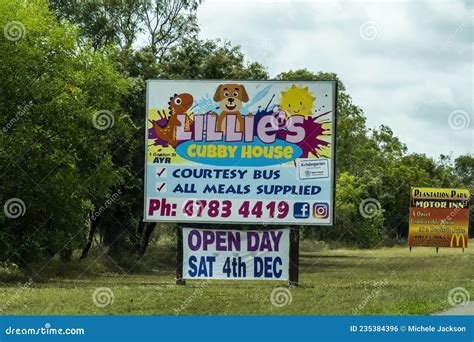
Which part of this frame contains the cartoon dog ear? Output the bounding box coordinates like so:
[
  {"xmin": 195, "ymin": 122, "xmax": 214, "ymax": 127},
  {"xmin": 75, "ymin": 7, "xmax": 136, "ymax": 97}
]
[
  {"xmin": 239, "ymin": 85, "xmax": 249, "ymax": 102},
  {"xmin": 213, "ymin": 85, "xmax": 223, "ymax": 102}
]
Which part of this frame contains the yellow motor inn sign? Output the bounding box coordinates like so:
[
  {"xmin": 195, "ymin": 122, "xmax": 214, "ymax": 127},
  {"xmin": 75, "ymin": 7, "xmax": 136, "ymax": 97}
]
[{"xmin": 408, "ymin": 187, "xmax": 470, "ymax": 248}]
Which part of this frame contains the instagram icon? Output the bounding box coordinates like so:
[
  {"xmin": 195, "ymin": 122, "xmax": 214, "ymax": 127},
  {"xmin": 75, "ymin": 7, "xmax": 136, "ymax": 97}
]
[{"xmin": 313, "ymin": 203, "xmax": 329, "ymax": 219}]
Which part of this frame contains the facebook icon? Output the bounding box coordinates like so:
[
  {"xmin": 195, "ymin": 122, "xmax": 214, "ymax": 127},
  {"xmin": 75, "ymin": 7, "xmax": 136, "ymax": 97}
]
[{"xmin": 293, "ymin": 202, "xmax": 310, "ymax": 219}]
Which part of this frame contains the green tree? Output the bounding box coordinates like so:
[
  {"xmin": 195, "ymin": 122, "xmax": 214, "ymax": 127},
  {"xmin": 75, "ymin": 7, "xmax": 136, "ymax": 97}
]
[
  {"xmin": 49, "ymin": 0, "xmax": 200, "ymax": 54},
  {"xmin": 158, "ymin": 38, "xmax": 269, "ymax": 80},
  {"xmin": 328, "ymin": 172, "xmax": 385, "ymax": 247},
  {"xmin": 454, "ymin": 154, "xmax": 474, "ymax": 186},
  {"xmin": 454, "ymin": 154, "xmax": 474, "ymax": 233},
  {"xmin": 0, "ymin": 0, "xmax": 132, "ymax": 263}
]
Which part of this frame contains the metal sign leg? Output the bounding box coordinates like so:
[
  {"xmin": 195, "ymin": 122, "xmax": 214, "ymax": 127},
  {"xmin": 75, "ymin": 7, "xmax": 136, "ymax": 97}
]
[
  {"xmin": 176, "ymin": 225, "xmax": 186, "ymax": 285},
  {"xmin": 289, "ymin": 227, "xmax": 300, "ymax": 286}
]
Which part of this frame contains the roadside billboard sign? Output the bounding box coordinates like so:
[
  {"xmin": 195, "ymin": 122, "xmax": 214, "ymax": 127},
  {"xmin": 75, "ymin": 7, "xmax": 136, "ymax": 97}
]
[
  {"xmin": 408, "ymin": 187, "xmax": 470, "ymax": 248},
  {"xmin": 144, "ymin": 80, "xmax": 337, "ymax": 225}
]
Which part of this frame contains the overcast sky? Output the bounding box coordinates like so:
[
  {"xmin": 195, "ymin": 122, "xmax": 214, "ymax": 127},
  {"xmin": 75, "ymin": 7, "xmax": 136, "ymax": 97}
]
[{"xmin": 196, "ymin": 0, "xmax": 473, "ymax": 159}]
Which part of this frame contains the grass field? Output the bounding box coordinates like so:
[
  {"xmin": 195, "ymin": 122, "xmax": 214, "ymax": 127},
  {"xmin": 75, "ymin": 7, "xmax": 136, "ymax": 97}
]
[{"xmin": 0, "ymin": 241, "xmax": 472, "ymax": 315}]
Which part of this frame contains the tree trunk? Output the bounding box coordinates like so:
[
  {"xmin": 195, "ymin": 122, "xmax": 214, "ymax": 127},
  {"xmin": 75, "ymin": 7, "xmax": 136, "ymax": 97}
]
[
  {"xmin": 140, "ymin": 223, "xmax": 156, "ymax": 255},
  {"xmin": 136, "ymin": 218, "xmax": 146, "ymax": 246},
  {"xmin": 80, "ymin": 215, "xmax": 100, "ymax": 259}
]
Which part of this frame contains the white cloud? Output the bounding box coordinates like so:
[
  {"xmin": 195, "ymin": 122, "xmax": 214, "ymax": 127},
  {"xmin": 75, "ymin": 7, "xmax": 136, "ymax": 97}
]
[{"xmin": 197, "ymin": 0, "xmax": 473, "ymax": 158}]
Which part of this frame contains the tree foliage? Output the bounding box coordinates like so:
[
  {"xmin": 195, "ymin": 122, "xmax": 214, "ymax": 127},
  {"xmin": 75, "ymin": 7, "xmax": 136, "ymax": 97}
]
[
  {"xmin": 49, "ymin": 0, "xmax": 201, "ymax": 55},
  {"xmin": 0, "ymin": 0, "xmax": 132, "ymax": 263}
]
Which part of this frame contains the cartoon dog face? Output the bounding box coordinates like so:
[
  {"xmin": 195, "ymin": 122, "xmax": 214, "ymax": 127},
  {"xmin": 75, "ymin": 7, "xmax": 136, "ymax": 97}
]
[{"xmin": 213, "ymin": 84, "xmax": 249, "ymax": 113}]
